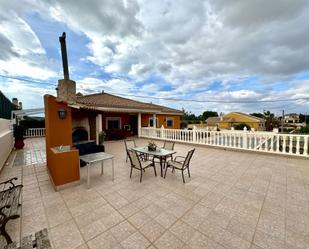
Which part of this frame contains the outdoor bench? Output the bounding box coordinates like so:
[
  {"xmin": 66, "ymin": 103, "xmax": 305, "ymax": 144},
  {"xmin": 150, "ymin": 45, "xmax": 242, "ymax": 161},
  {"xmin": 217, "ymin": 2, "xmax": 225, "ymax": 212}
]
[
  {"xmin": 0, "ymin": 177, "xmax": 23, "ymax": 245},
  {"xmin": 4, "ymin": 228, "xmax": 51, "ymax": 249},
  {"xmin": 74, "ymin": 141, "xmax": 105, "ymax": 166}
]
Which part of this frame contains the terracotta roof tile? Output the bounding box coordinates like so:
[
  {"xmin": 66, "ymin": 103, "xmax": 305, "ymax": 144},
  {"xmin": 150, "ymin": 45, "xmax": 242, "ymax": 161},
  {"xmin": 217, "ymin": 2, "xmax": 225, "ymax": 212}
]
[{"xmin": 76, "ymin": 92, "xmax": 183, "ymax": 114}]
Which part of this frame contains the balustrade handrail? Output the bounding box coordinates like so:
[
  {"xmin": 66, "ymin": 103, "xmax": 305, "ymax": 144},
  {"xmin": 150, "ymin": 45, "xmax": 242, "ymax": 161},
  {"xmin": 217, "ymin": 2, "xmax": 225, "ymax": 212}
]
[
  {"xmin": 24, "ymin": 128, "xmax": 46, "ymax": 138},
  {"xmin": 140, "ymin": 127, "xmax": 309, "ymax": 157}
]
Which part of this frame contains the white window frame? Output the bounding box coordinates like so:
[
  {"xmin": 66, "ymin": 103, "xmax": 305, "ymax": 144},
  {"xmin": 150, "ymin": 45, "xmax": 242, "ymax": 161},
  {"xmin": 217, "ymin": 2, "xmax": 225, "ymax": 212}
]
[
  {"xmin": 106, "ymin": 117, "xmax": 121, "ymax": 129},
  {"xmin": 166, "ymin": 117, "xmax": 174, "ymax": 127},
  {"xmin": 148, "ymin": 117, "xmax": 158, "ymax": 127},
  {"xmin": 123, "ymin": 124, "xmax": 131, "ymax": 131}
]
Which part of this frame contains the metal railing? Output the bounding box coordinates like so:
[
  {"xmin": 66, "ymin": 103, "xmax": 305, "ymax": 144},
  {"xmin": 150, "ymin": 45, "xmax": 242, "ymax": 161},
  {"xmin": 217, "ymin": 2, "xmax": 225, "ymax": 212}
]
[
  {"xmin": 24, "ymin": 128, "xmax": 45, "ymax": 138},
  {"xmin": 140, "ymin": 127, "xmax": 309, "ymax": 157}
]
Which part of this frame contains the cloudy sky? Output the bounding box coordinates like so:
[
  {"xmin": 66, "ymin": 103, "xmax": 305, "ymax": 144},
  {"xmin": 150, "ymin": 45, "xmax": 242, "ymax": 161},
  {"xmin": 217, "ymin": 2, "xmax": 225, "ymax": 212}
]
[{"xmin": 1, "ymin": 0, "xmax": 309, "ymax": 115}]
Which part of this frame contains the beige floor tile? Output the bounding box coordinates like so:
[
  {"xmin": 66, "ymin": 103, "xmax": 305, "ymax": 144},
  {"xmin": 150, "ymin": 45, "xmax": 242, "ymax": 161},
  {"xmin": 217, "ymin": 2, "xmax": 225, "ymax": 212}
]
[
  {"xmin": 227, "ymin": 217, "xmax": 256, "ymax": 242},
  {"xmin": 170, "ymin": 220, "xmax": 196, "ymax": 243},
  {"xmin": 181, "ymin": 210, "xmax": 205, "ymax": 228},
  {"xmin": 102, "ymin": 211, "xmax": 125, "ymax": 229},
  {"xmin": 21, "ymin": 213, "xmax": 48, "ymax": 237},
  {"xmin": 118, "ymin": 202, "xmax": 140, "ymax": 218},
  {"xmin": 87, "ymin": 231, "xmax": 119, "ymax": 249},
  {"xmin": 154, "ymin": 211, "xmax": 178, "ymax": 229},
  {"xmin": 257, "ymin": 210, "xmax": 285, "ymax": 240},
  {"xmin": 253, "ymin": 229, "xmax": 285, "ymax": 249},
  {"xmin": 121, "ymin": 231, "xmax": 150, "ymax": 249},
  {"xmin": 154, "ymin": 230, "xmax": 183, "ymax": 249},
  {"xmin": 50, "ymin": 220, "xmax": 84, "ymax": 249},
  {"xmin": 110, "ymin": 221, "xmax": 137, "ymax": 243},
  {"xmin": 187, "ymin": 231, "xmax": 213, "ymax": 249},
  {"xmin": 220, "ymin": 230, "xmax": 251, "ymax": 249},
  {"xmin": 142, "ymin": 204, "xmax": 164, "ymax": 219},
  {"xmin": 128, "ymin": 211, "xmax": 151, "ymax": 229},
  {"xmin": 198, "ymin": 220, "xmax": 225, "ymax": 243},
  {"xmin": 79, "ymin": 218, "xmax": 107, "ymax": 241},
  {"xmin": 45, "ymin": 203, "xmax": 72, "ymax": 228},
  {"xmin": 76, "ymin": 244, "xmax": 90, "ymax": 249},
  {"xmin": 139, "ymin": 219, "xmax": 165, "ymax": 242}
]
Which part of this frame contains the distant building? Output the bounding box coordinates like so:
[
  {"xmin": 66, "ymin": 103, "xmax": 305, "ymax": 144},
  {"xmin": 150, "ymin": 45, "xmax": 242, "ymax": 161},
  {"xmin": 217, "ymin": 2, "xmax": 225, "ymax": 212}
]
[
  {"xmin": 0, "ymin": 91, "xmax": 18, "ymax": 119},
  {"xmin": 206, "ymin": 112, "xmax": 266, "ymax": 131},
  {"xmin": 282, "ymin": 113, "xmax": 300, "ymax": 124},
  {"xmin": 12, "ymin": 98, "xmax": 22, "ymax": 110}
]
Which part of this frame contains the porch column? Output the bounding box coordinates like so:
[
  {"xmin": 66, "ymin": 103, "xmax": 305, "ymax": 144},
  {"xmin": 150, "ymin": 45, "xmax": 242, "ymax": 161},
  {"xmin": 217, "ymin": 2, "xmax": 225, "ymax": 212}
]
[
  {"xmin": 96, "ymin": 114, "xmax": 102, "ymax": 144},
  {"xmin": 153, "ymin": 114, "xmax": 156, "ymax": 128},
  {"xmin": 138, "ymin": 113, "xmax": 141, "ymax": 137}
]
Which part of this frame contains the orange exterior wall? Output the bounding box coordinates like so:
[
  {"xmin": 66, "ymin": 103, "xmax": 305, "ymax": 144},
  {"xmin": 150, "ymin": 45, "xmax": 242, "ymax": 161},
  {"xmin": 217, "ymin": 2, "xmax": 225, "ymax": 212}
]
[
  {"xmin": 141, "ymin": 114, "xmax": 180, "ymax": 129},
  {"xmin": 44, "ymin": 95, "xmax": 80, "ymax": 187}
]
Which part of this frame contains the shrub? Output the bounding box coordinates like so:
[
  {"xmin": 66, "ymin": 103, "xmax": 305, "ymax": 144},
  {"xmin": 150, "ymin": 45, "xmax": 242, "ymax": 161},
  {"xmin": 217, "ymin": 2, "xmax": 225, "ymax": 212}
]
[
  {"xmin": 234, "ymin": 123, "xmax": 251, "ymax": 130},
  {"xmin": 299, "ymin": 125, "xmax": 309, "ymax": 134},
  {"xmin": 13, "ymin": 125, "xmax": 24, "ymax": 139}
]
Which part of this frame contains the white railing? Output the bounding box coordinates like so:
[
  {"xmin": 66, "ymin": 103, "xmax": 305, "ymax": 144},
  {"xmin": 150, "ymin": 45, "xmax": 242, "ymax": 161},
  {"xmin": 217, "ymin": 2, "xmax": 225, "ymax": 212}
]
[
  {"xmin": 140, "ymin": 127, "xmax": 309, "ymax": 157},
  {"xmin": 24, "ymin": 128, "xmax": 45, "ymax": 138}
]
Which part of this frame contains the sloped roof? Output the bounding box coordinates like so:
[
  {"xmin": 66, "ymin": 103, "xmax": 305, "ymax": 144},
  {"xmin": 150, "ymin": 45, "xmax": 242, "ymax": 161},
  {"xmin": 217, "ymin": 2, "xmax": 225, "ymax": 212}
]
[
  {"xmin": 225, "ymin": 112, "xmax": 265, "ymax": 122},
  {"xmin": 76, "ymin": 92, "xmax": 183, "ymax": 114},
  {"xmin": 206, "ymin": 117, "xmax": 221, "ymax": 125}
]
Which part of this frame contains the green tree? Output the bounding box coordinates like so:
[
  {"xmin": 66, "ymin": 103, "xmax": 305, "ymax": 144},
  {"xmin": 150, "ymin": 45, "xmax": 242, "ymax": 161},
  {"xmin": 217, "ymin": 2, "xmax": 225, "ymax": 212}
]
[
  {"xmin": 250, "ymin": 113, "xmax": 264, "ymax": 119},
  {"xmin": 181, "ymin": 109, "xmax": 201, "ymax": 124},
  {"xmin": 299, "ymin": 125, "xmax": 309, "ymax": 134},
  {"xmin": 299, "ymin": 114, "xmax": 309, "ymax": 124},
  {"xmin": 201, "ymin": 111, "xmax": 218, "ymax": 121},
  {"xmin": 263, "ymin": 110, "xmax": 279, "ymax": 131}
]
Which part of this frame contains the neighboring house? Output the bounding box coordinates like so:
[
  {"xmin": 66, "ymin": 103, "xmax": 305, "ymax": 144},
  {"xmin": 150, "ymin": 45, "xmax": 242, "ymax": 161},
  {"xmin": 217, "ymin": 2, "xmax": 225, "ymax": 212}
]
[
  {"xmin": 207, "ymin": 112, "xmax": 266, "ymax": 131},
  {"xmin": 283, "ymin": 113, "xmax": 300, "ymax": 124}
]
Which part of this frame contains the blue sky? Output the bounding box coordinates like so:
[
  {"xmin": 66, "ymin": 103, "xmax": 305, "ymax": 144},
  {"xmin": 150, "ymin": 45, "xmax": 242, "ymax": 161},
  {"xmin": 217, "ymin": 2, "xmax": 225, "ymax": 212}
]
[{"xmin": 1, "ymin": 0, "xmax": 309, "ymax": 115}]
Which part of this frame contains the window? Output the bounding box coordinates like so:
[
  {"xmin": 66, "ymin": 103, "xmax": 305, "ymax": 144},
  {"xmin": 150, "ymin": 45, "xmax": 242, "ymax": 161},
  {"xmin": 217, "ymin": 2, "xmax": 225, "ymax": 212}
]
[
  {"xmin": 106, "ymin": 117, "xmax": 121, "ymax": 129},
  {"xmin": 123, "ymin": 124, "xmax": 131, "ymax": 131},
  {"xmin": 166, "ymin": 118, "xmax": 174, "ymax": 127},
  {"xmin": 149, "ymin": 117, "xmax": 158, "ymax": 127}
]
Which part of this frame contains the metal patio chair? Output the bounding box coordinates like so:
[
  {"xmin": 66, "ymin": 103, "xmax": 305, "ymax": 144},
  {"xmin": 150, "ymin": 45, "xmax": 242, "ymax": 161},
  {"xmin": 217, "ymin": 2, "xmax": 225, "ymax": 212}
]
[
  {"xmin": 124, "ymin": 139, "xmax": 137, "ymax": 162},
  {"xmin": 127, "ymin": 149, "xmax": 157, "ymax": 182},
  {"xmin": 164, "ymin": 149, "xmax": 195, "ymax": 183}
]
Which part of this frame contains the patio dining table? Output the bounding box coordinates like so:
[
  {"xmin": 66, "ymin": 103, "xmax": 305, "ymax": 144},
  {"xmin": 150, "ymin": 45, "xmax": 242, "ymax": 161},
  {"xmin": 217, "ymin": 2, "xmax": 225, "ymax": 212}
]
[
  {"xmin": 80, "ymin": 152, "xmax": 114, "ymax": 188},
  {"xmin": 132, "ymin": 146, "xmax": 176, "ymax": 177}
]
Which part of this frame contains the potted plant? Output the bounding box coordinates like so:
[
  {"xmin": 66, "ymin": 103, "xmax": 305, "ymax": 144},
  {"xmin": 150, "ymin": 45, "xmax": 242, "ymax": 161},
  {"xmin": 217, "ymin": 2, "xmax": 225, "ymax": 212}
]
[
  {"xmin": 13, "ymin": 125, "xmax": 25, "ymax": 149},
  {"xmin": 98, "ymin": 130, "xmax": 106, "ymax": 145},
  {"xmin": 148, "ymin": 140, "xmax": 157, "ymax": 151}
]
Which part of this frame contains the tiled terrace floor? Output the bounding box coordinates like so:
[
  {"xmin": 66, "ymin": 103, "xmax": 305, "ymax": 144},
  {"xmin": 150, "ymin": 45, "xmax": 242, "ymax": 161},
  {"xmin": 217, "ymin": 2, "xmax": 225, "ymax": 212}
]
[{"xmin": 1, "ymin": 137, "xmax": 309, "ymax": 249}]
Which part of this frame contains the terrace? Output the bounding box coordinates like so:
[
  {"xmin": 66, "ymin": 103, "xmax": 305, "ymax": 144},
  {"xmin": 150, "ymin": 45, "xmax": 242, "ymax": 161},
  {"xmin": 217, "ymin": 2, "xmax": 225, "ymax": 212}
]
[{"xmin": 1, "ymin": 137, "xmax": 309, "ymax": 249}]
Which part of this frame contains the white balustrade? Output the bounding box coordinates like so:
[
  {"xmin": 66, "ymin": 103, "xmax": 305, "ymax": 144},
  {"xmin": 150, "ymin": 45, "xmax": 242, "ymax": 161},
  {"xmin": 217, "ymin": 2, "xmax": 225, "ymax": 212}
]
[
  {"xmin": 24, "ymin": 128, "xmax": 46, "ymax": 138},
  {"xmin": 140, "ymin": 127, "xmax": 309, "ymax": 157}
]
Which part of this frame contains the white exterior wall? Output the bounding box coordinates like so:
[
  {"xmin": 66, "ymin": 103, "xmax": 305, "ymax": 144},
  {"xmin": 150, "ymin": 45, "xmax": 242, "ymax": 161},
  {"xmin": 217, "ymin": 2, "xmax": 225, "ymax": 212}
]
[{"xmin": 0, "ymin": 118, "xmax": 13, "ymax": 170}]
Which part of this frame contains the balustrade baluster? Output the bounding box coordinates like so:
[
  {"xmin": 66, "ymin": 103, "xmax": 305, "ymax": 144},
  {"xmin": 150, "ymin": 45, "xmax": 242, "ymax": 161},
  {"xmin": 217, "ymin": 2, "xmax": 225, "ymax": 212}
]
[
  {"xmin": 289, "ymin": 136, "xmax": 293, "ymax": 154},
  {"xmin": 296, "ymin": 136, "xmax": 300, "ymax": 155},
  {"xmin": 303, "ymin": 136, "xmax": 309, "ymax": 156}
]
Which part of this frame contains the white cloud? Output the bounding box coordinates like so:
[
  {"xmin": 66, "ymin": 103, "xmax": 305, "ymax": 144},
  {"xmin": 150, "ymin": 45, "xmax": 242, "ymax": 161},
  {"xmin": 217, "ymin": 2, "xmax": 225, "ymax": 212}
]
[
  {"xmin": 1, "ymin": 0, "xmax": 309, "ymax": 114},
  {"xmin": 0, "ymin": 2, "xmax": 58, "ymax": 79}
]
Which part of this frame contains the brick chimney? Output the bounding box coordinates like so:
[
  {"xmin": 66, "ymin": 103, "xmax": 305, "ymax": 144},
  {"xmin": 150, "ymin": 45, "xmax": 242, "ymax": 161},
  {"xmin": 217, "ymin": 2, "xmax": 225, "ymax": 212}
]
[{"xmin": 56, "ymin": 32, "xmax": 76, "ymax": 103}]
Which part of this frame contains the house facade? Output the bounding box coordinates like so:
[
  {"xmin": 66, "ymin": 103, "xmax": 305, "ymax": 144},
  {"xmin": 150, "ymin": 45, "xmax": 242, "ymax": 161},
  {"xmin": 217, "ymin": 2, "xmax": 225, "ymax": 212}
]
[
  {"xmin": 44, "ymin": 79, "xmax": 183, "ymax": 188},
  {"xmin": 207, "ymin": 112, "xmax": 266, "ymax": 131},
  {"xmin": 71, "ymin": 92, "xmax": 182, "ymax": 141}
]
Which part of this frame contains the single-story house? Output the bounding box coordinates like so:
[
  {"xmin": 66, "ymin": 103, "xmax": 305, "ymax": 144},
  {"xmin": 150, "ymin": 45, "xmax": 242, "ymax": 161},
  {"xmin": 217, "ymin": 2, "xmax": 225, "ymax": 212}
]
[
  {"xmin": 44, "ymin": 79, "xmax": 183, "ymax": 188},
  {"xmin": 206, "ymin": 112, "xmax": 266, "ymax": 131},
  {"xmin": 71, "ymin": 92, "xmax": 183, "ymax": 141}
]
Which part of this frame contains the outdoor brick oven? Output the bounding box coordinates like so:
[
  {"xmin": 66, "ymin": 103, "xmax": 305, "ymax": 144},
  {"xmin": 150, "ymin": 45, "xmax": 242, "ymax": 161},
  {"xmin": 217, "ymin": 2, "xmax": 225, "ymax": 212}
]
[{"xmin": 72, "ymin": 116, "xmax": 90, "ymax": 143}]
